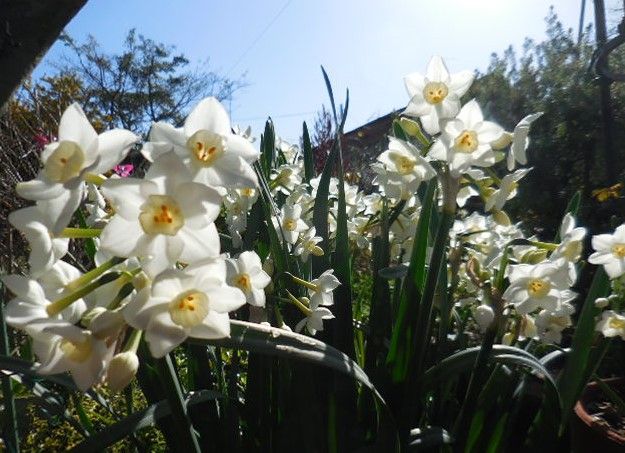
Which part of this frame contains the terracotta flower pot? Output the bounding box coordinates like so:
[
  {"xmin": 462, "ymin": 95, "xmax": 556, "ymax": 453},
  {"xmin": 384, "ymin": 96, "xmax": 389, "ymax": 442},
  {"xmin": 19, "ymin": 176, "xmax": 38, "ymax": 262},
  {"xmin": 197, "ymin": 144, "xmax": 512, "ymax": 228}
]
[{"xmin": 571, "ymin": 377, "xmax": 625, "ymax": 453}]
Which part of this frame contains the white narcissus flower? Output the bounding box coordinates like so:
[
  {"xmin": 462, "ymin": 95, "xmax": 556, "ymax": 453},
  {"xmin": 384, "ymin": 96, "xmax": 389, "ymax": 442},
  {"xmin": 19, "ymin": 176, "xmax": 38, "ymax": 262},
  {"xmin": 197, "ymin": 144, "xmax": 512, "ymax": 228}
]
[
  {"xmin": 2, "ymin": 264, "xmax": 86, "ymax": 331},
  {"xmin": 99, "ymin": 151, "xmax": 222, "ymax": 278},
  {"xmin": 502, "ymin": 260, "xmax": 576, "ymax": 315},
  {"xmin": 293, "ymin": 227, "xmax": 324, "ymax": 262},
  {"xmin": 8, "ymin": 203, "xmax": 69, "ymax": 277},
  {"xmin": 535, "ymin": 302, "xmax": 574, "ymax": 344},
  {"xmin": 484, "ymin": 168, "xmax": 531, "ymax": 212},
  {"xmin": 124, "ymin": 258, "xmax": 245, "ymax": 358},
  {"xmin": 403, "ymin": 56, "xmax": 474, "ymax": 135},
  {"xmin": 16, "ymin": 103, "xmax": 138, "ymax": 233},
  {"xmin": 226, "ymin": 251, "xmax": 272, "ymax": 307},
  {"xmin": 552, "ymin": 213, "xmax": 587, "ymax": 263},
  {"xmin": 506, "ymin": 113, "xmax": 543, "ymax": 171},
  {"xmin": 295, "ymin": 306, "xmax": 335, "ymax": 335},
  {"xmin": 588, "ymin": 225, "xmax": 625, "ymax": 279},
  {"xmin": 308, "ymin": 269, "xmax": 341, "ymax": 308},
  {"xmin": 596, "ymin": 310, "xmax": 625, "ymax": 340},
  {"xmin": 141, "ymin": 97, "xmax": 260, "ymax": 188},
  {"xmin": 271, "ymin": 164, "xmax": 302, "ymax": 195},
  {"xmin": 429, "ymin": 100, "xmax": 504, "ymax": 177},
  {"xmin": 277, "ymin": 204, "xmax": 308, "ymax": 245},
  {"xmin": 31, "ymin": 324, "xmax": 112, "ymax": 391},
  {"xmin": 377, "ymin": 137, "xmax": 436, "ymax": 187}
]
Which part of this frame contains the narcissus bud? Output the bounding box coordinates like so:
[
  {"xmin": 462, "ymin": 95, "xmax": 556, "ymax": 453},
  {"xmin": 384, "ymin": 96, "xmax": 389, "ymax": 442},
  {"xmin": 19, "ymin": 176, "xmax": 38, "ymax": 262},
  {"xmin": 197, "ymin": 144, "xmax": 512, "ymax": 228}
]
[
  {"xmin": 473, "ymin": 304, "xmax": 495, "ymax": 332},
  {"xmin": 106, "ymin": 351, "xmax": 139, "ymax": 392}
]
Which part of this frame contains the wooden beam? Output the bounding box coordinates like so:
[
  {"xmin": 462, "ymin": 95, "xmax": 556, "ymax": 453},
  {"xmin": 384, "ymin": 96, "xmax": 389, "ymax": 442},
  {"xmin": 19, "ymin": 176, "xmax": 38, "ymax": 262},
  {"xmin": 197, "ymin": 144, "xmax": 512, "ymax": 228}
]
[{"xmin": 0, "ymin": 0, "xmax": 88, "ymax": 109}]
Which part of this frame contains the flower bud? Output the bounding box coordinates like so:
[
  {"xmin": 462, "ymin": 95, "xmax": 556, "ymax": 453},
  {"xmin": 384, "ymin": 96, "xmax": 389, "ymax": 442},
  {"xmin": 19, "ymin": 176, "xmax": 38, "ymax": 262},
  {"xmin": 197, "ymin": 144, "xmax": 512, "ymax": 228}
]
[
  {"xmin": 502, "ymin": 332, "xmax": 515, "ymax": 345},
  {"xmin": 106, "ymin": 351, "xmax": 139, "ymax": 392},
  {"xmin": 490, "ymin": 131, "xmax": 513, "ymax": 150},
  {"xmin": 80, "ymin": 307, "xmax": 108, "ymax": 328},
  {"xmin": 90, "ymin": 310, "xmax": 126, "ymax": 340},
  {"xmin": 133, "ymin": 271, "xmax": 150, "ymax": 291},
  {"xmin": 398, "ymin": 117, "xmax": 424, "ymax": 138},
  {"xmin": 492, "ymin": 210, "xmax": 511, "ymax": 226},
  {"xmin": 594, "ymin": 297, "xmax": 609, "ymax": 309},
  {"xmin": 521, "ymin": 249, "xmax": 548, "ymax": 264},
  {"xmin": 473, "ymin": 304, "xmax": 495, "ymax": 332}
]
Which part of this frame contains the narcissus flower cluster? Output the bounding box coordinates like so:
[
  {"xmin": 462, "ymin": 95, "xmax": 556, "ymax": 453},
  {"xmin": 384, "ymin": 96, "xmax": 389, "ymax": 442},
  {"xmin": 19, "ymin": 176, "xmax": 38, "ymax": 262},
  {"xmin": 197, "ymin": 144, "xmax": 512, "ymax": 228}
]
[{"xmin": 4, "ymin": 98, "xmax": 339, "ymax": 391}]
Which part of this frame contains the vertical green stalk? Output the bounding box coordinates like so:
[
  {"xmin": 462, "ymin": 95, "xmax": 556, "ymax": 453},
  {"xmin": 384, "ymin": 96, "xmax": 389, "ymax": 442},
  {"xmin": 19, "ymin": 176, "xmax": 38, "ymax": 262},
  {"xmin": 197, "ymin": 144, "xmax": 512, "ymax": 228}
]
[
  {"xmin": 402, "ymin": 172, "xmax": 458, "ymax": 437},
  {"xmin": 0, "ymin": 286, "xmax": 19, "ymax": 453},
  {"xmin": 155, "ymin": 354, "xmax": 201, "ymax": 453}
]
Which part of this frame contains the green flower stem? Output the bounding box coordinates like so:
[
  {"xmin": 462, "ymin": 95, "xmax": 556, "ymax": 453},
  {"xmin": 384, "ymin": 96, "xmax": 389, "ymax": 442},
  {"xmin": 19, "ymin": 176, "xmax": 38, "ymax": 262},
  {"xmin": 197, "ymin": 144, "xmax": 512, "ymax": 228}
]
[
  {"xmin": 123, "ymin": 329, "xmax": 142, "ymax": 354},
  {"xmin": 47, "ymin": 272, "xmax": 121, "ymax": 317},
  {"xmin": 58, "ymin": 227, "xmax": 102, "ymax": 239},
  {"xmin": 65, "ymin": 256, "xmax": 125, "ymax": 292},
  {"xmin": 452, "ymin": 285, "xmax": 503, "ymax": 451},
  {"xmin": 84, "ymin": 173, "xmax": 106, "ymax": 185},
  {"xmin": 484, "ymin": 167, "xmax": 502, "ymax": 185},
  {"xmin": 286, "ymin": 273, "xmax": 318, "ymax": 292},
  {"xmin": 106, "ymin": 269, "xmax": 142, "ymax": 310},
  {"xmin": 285, "ymin": 290, "xmax": 312, "ymax": 316},
  {"xmin": 530, "ymin": 240, "xmax": 558, "ymax": 251},
  {"xmin": 155, "ymin": 354, "xmax": 201, "ymax": 453},
  {"xmin": 402, "ymin": 172, "xmax": 458, "ymax": 438}
]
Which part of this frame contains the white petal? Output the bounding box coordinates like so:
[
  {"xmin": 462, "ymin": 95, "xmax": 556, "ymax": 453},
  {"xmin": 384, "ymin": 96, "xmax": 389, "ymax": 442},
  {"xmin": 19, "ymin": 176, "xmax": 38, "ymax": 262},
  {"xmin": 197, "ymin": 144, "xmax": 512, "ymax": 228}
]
[
  {"xmin": 404, "ymin": 72, "xmax": 425, "ymax": 97},
  {"xmin": 146, "ymin": 311, "xmax": 187, "ymax": 358},
  {"xmin": 425, "ymin": 56, "xmax": 450, "ymax": 82},
  {"xmin": 448, "ymin": 71, "xmax": 474, "ymax": 96},
  {"xmin": 207, "ymin": 286, "xmax": 246, "ymax": 313},
  {"xmin": 100, "ymin": 216, "xmax": 145, "ymax": 257},
  {"xmin": 189, "ymin": 311, "xmax": 230, "ymax": 339},
  {"xmin": 92, "ymin": 129, "xmax": 139, "ymax": 174},
  {"xmin": 145, "ymin": 151, "xmax": 193, "ymax": 194},
  {"xmin": 58, "ymin": 103, "xmax": 98, "ymax": 155},
  {"xmin": 178, "ymin": 223, "xmax": 221, "ymax": 263},
  {"xmin": 184, "ymin": 97, "xmax": 231, "ymax": 137},
  {"xmin": 16, "ymin": 178, "xmax": 65, "ymax": 201},
  {"xmin": 100, "ymin": 178, "xmax": 145, "ymax": 220},
  {"xmin": 173, "ymin": 182, "xmax": 222, "ymax": 229},
  {"xmin": 226, "ymin": 134, "xmax": 260, "ymax": 163}
]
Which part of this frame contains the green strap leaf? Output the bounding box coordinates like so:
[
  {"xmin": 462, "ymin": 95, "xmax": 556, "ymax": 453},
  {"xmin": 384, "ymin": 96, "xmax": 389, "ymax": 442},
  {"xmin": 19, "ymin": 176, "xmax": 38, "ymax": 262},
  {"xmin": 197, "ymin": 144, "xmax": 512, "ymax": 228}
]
[
  {"xmin": 70, "ymin": 390, "xmax": 223, "ymax": 452},
  {"xmin": 557, "ymin": 267, "xmax": 611, "ymax": 429},
  {"xmin": 302, "ymin": 121, "xmax": 315, "ymax": 185}
]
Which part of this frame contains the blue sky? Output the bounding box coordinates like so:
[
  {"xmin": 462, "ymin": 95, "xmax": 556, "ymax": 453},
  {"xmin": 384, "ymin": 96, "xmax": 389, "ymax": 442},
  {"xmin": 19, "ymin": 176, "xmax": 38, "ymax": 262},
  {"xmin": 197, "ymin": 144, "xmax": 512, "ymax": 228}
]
[{"xmin": 35, "ymin": 0, "xmax": 623, "ymax": 143}]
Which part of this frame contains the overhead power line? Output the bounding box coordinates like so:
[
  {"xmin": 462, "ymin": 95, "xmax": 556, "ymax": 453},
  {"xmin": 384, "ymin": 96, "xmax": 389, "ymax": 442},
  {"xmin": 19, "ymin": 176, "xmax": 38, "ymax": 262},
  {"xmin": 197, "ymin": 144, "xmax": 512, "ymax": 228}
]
[{"xmin": 227, "ymin": 0, "xmax": 293, "ymax": 75}]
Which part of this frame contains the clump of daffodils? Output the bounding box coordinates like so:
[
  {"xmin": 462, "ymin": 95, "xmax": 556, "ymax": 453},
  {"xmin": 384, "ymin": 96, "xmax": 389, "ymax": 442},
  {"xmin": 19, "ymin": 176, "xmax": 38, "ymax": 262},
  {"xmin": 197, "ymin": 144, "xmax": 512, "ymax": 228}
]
[
  {"xmin": 3, "ymin": 98, "xmax": 340, "ymax": 391},
  {"xmin": 4, "ymin": 55, "xmax": 622, "ymax": 395}
]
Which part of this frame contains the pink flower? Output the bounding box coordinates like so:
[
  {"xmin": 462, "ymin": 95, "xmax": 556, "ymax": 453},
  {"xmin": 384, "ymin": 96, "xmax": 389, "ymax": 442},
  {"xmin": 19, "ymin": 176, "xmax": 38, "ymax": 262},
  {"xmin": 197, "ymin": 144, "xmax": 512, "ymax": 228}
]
[
  {"xmin": 114, "ymin": 164, "xmax": 134, "ymax": 177},
  {"xmin": 33, "ymin": 133, "xmax": 51, "ymax": 150}
]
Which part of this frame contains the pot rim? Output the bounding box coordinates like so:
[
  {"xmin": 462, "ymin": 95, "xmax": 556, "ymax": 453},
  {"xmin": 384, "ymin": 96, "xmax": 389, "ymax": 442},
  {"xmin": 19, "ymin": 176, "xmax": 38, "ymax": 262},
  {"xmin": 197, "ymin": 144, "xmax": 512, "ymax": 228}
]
[{"xmin": 574, "ymin": 377, "xmax": 625, "ymax": 445}]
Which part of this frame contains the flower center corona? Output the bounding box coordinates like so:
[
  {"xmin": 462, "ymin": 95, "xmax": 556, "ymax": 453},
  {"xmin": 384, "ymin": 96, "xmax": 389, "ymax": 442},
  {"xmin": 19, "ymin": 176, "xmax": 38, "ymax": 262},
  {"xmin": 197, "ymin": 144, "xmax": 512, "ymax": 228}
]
[
  {"xmin": 168, "ymin": 290, "xmax": 210, "ymax": 328},
  {"xmin": 527, "ymin": 278, "xmax": 550, "ymax": 298},
  {"xmin": 60, "ymin": 338, "xmax": 93, "ymax": 363},
  {"xmin": 139, "ymin": 195, "xmax": 184, "ymax": 236},
  {"xmin": 44, "ymin": 141, "xmax": 85, "ymax": 183},
  {"xmin": 609, "ymin": 317, "xmax": 625, "ymax": 330},
  {"xmin": 423, "ymin": 81, "xmax": 448, "ymax": 104},
  {"xmin": 612, "ymin": 243, "xmax": 625, "ymax": 258},
  {"xmin": 283, "ymin": 218, "xmax": 297, "ymax": 231},
  {"xmin": 186, "ymin": 130, "xmax": 225, "ymax": 166},
  {"xmin": 234, "ymin": 273, "xmax": 252, "ymax": 293},
  {"xmin": 390, "ymin": 153, "xmax": 416, "ymax": 175},
  {"xmin": 454, "ymin": 130, "xmax": 479, "ymax": 153}
]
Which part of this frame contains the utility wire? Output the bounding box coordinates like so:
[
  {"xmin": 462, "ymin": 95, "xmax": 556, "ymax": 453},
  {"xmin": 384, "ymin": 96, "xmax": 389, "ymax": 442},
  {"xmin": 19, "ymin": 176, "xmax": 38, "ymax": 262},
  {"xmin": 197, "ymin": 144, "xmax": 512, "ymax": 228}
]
[{"xmin": 227, "ymin": 0, "xmax": 293, "ymax": 75}]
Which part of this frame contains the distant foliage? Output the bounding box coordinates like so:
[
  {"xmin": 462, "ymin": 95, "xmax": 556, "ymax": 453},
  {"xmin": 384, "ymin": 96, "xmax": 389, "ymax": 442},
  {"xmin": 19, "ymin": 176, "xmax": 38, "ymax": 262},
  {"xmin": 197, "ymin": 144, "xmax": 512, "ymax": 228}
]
[{"xmin": 469, "ymin": 10, "xmax": 625, "ymax": 237}]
